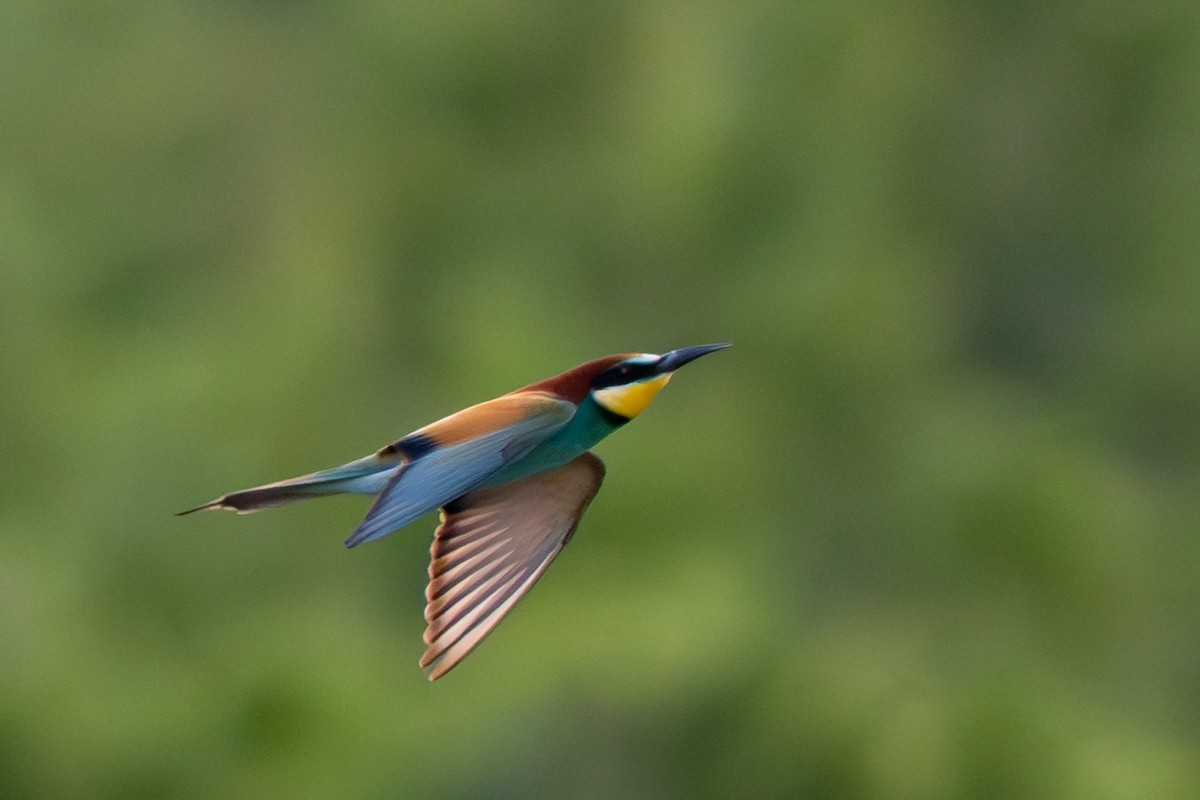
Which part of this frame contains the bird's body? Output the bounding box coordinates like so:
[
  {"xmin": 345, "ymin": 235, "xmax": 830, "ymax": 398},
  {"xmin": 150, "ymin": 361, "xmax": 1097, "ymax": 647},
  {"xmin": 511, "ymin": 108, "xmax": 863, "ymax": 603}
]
[
  {"xmin": 180, "ymin": 344, "xmax": 728, "ymax": 679},
  {"xmin": 483, "ymin": 395, "xmax": 620, "ymax": 485}
]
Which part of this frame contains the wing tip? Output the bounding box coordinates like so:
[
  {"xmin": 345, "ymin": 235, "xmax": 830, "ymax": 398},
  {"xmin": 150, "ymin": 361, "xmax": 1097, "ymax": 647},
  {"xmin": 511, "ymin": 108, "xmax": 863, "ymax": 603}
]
[
  {"xmin": 420, "ymin": 652, "xmax": 455, "ymax": 682},
  {"xmin": 343, "ymin": 526, "xmax": 373, "ymax": 549}
]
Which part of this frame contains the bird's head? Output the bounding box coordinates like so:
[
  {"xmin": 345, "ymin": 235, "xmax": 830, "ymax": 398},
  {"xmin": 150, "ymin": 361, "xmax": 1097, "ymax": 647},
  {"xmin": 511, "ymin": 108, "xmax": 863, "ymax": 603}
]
[{"xmin": 589, "ymin": 343, "xmax": 730, "ymax": 420}]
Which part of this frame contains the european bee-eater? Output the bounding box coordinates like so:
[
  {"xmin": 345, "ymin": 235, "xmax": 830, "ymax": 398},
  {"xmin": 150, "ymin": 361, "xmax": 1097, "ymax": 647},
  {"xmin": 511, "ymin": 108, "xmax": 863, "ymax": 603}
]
[{"xmin": 180, "ymin": 344, "xmax": 729, "ymax": 679}]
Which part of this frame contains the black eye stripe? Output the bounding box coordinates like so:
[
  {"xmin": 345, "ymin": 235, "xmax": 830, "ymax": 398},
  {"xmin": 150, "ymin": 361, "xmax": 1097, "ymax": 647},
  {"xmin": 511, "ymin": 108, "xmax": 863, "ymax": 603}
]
[{"xmin": 593, "ymin": 361, "xmax": 657, "ymax": 389}]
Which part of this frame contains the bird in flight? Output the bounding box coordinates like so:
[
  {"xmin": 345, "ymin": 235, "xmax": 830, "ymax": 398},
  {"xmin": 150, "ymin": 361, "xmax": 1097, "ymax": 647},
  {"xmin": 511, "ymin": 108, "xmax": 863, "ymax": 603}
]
[{"xmin": 180, "ymin": 343, "xmax": 730, "ymax": 679}]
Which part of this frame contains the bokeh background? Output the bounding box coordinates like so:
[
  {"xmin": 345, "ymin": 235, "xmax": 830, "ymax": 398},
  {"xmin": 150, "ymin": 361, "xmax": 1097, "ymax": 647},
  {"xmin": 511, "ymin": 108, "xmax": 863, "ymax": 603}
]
[{"xmin": 3, "ymin": 1, "xmax": 1199, "ymax": 797}]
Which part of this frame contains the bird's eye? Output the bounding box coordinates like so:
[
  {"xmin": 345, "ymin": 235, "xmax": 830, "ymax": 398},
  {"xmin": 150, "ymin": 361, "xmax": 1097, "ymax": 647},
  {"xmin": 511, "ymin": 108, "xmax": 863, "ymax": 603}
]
[{"xmin": 594, "ymin": 361, "xmax": 645, "ymax": 390}]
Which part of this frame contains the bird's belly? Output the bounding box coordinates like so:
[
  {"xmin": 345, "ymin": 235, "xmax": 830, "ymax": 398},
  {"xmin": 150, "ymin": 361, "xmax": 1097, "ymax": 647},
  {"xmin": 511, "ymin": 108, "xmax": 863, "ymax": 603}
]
[
  {"xmin": 471, "ymin": 397, "xmax": 622, "ymax": 491},
  {"xmin": 481, "ymin": 440, "xmax": 586, "ymax": 488}
]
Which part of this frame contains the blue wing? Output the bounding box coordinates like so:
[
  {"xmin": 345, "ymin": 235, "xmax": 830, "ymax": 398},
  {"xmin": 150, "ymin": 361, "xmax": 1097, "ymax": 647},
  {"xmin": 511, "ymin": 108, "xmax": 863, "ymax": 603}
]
[{"xmin": 343, "ymin": 393, "xmax": 575, "ymax": 547}]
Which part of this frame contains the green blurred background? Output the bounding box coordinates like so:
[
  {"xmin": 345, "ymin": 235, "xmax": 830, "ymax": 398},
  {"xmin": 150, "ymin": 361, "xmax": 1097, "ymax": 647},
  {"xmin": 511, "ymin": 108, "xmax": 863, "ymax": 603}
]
[{"xmin": 3, "ymin": 1, "xmax": 1199, "ymax": 797}]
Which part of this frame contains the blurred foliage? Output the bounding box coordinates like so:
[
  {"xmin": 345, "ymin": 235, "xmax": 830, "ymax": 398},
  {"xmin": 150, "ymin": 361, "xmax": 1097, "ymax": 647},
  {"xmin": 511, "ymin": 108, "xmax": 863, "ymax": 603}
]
[{"xmin": 2, "ymin": 0, "xmax": 1199, "ymax": 797}]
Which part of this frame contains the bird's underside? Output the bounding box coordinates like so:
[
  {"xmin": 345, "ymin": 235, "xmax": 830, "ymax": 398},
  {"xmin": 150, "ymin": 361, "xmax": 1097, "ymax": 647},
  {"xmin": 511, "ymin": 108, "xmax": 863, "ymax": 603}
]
[{"xmin": 421, "ymin": 452, "xmax": 604, "ymax": 679}]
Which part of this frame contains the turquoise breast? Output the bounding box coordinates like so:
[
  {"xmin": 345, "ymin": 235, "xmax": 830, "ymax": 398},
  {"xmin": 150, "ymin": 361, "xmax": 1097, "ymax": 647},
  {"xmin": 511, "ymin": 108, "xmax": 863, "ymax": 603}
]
[{"xmin": 483, "ymin": 396, "xmax": 626, "ymax": 487}]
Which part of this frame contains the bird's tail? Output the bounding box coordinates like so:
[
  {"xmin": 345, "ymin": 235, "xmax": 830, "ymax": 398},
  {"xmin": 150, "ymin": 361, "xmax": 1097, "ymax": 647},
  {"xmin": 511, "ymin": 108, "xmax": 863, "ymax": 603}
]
[{"xmin": 177, "ymin": 455, "xmax": 394, "ymax": 516}]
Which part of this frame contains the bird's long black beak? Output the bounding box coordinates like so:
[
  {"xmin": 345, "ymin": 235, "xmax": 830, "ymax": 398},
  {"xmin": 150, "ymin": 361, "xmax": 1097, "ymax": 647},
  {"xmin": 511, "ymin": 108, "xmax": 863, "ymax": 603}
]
[{"xmin": 656, "ymin": 343, "xmax": 731, "ymax": 373}]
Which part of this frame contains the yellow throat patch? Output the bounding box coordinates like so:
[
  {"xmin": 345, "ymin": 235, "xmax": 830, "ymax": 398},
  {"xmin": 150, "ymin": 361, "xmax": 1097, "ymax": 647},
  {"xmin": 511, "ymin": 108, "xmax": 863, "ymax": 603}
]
[{"xmin": 593, "ymin": 374, "xmax": 672, "ymax": 419}]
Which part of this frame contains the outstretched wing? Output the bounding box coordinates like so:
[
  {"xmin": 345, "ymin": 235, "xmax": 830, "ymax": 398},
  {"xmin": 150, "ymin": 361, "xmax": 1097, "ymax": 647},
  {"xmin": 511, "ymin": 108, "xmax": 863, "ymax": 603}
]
[
  {"xmin": 343, "ymin": 392, "xmax": 575, "ymax": 548},
  {"xmin": 421, "ymin": 452, "xmax": 605, "ymax": 680}
]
